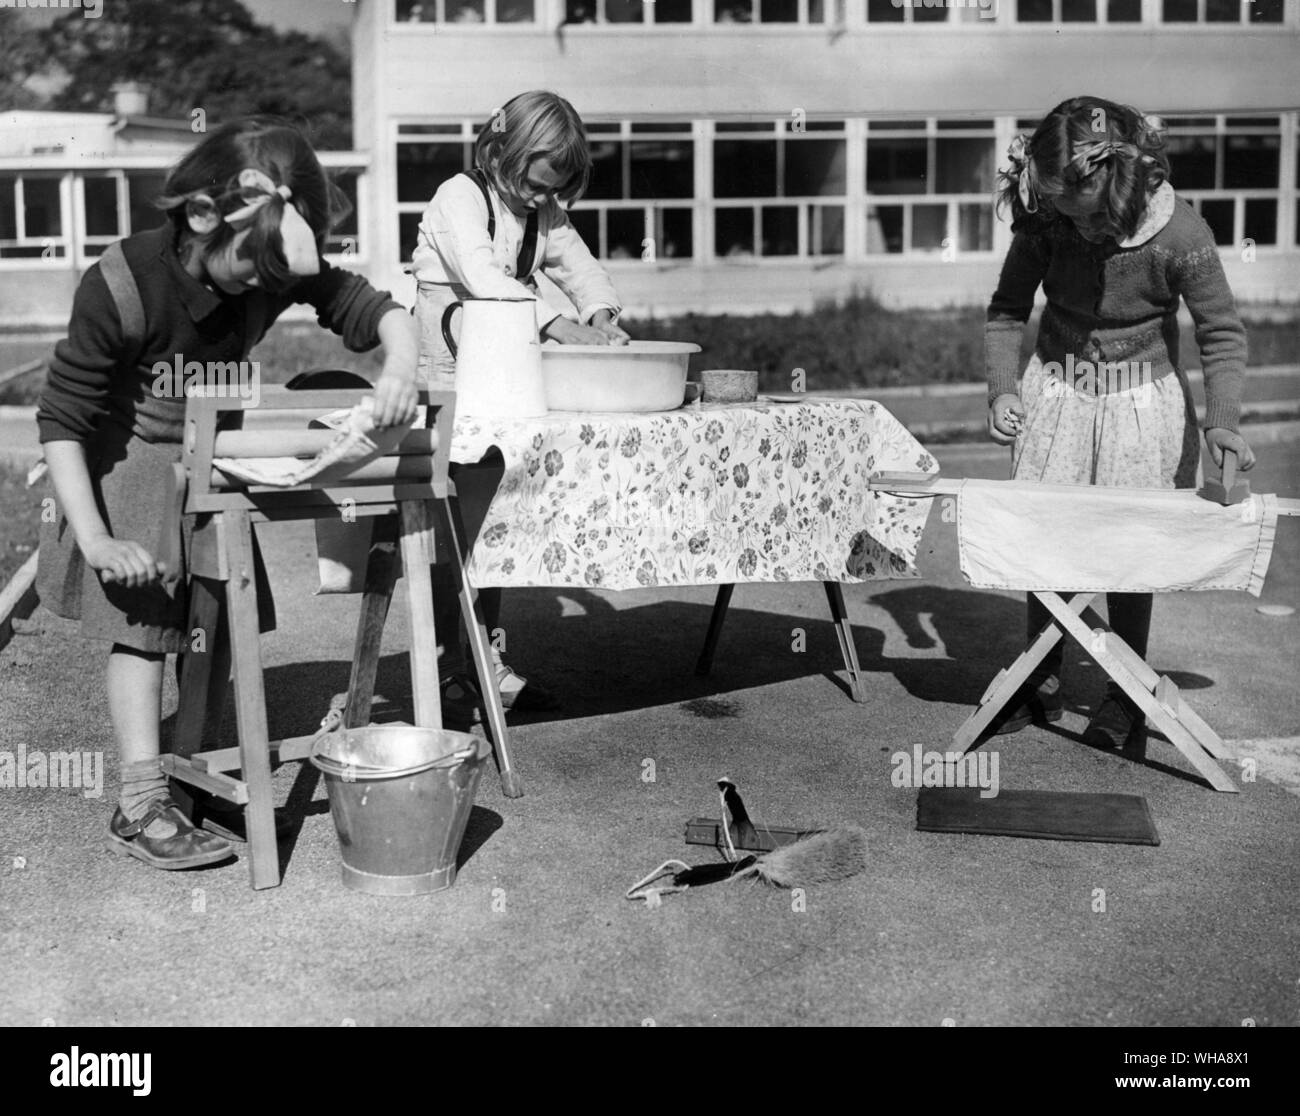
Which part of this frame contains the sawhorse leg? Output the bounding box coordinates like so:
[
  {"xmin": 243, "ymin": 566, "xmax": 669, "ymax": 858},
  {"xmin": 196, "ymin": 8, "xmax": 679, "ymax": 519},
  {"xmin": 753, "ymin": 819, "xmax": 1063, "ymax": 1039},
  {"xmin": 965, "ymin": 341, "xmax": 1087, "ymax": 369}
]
[
  {"xmin": 439, "ymin": 495, "xmax": 521, "ymax": 798},
  {"xmin": 953, "ymin": 591, "xmax": 1097, "ymax": 752},
  {"xmin": 223, "ymin": 511, "xmax": 282, "ymax": 888},
  {"xmin": 171, "ymin": 572, "xmax": 231, "ymax": 822},
  {"xmin": 343, "ymin": 516, "xmax": 399, "ymax": 731},
  {"xmin": 1036, "ymin": 592, "xmax": 1238, "ymax": 793}
]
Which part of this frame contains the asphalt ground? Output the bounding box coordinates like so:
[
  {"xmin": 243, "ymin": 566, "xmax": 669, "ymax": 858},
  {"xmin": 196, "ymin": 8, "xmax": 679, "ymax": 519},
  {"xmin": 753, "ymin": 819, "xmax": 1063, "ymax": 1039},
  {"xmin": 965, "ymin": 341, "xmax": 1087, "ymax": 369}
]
[{"xmin": 1, "ymin": 430, "xmax": 1296, "ymax": 1030}]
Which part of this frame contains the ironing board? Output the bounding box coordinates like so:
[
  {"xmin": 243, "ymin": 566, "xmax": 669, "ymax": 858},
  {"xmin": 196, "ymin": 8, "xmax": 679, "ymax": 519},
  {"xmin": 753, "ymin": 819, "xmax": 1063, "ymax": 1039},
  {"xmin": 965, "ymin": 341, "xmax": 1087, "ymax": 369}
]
[
  {"xmin": 868, "ymin": 471, "xmax": 1300, "ymax": 794},
  {"xmin": 158, "ymin": 387, "xmax": 516, "ymax": 890}
]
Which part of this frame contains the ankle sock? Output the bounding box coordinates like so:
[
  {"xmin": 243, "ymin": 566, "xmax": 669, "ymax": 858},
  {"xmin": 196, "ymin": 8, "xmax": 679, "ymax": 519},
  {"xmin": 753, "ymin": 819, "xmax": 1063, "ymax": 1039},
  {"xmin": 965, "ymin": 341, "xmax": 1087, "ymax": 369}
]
[{"xmin": 118, "ymin": 758, "xmax": 177, "ymax": 838}]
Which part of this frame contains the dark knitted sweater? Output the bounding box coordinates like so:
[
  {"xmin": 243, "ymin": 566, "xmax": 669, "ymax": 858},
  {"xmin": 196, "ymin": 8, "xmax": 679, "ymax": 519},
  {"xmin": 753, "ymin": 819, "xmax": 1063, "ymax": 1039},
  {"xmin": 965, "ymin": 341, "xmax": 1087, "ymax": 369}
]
[
  {"xmin": 37, "ymin": 225, "xmax": 403, "ymax": 446},
  {"xmin": 986, "ymin": 196, "xmax": 1247, "ymax": 432}
]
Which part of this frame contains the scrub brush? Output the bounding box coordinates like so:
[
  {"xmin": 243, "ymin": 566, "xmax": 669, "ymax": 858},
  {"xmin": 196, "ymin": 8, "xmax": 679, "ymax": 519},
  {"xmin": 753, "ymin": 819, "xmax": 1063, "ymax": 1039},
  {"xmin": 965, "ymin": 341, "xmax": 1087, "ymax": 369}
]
[{"xmin": 626, "ymin": 779, "xmax": 867, "ymax": 903}]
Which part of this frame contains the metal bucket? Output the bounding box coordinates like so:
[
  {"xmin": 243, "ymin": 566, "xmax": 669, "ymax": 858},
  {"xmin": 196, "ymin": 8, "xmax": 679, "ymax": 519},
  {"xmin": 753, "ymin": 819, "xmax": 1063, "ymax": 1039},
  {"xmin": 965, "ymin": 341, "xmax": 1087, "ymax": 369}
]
[{"xmin": 310, "ymin": 725, "xmax": 490, "ymax": 896}]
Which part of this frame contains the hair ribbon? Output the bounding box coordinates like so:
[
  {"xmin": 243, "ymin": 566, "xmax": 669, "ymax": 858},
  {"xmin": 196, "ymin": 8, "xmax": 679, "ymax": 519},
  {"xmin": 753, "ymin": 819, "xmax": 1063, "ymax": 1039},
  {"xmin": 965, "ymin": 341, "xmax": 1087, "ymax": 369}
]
[
  {"xmin": 223, "ymin": 167, "xmax": 319, "ymax": 279},
  {"xmin": 1007, "ymin": 133, "xmax": 1038, "ymax": 214}
]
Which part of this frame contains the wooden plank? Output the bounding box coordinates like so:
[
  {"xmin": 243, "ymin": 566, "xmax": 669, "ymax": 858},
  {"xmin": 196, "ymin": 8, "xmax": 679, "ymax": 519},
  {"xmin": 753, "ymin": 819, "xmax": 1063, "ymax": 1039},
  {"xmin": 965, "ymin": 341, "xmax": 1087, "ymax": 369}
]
[
  {"xmin": 0, "ymin": 551, "xmax": 39, "ymax": 654},
  {"xmin": 212, "ymin": 426, "xmax": 440, "ymax": 459},
  {"xmin": 344, "ymin": 521, "xmax": 399, "ymax": 730},
  {"xmin": 168, "ymin": 575, "xmax": 227, "ymax": 821},
  {"xmin": 399, "ymin": 500, "xmax": 442, "ymax": 732},
  {"xmin": 158, "ymin": 756, "xmax": 249, "ymax": 804},
  {"xmin": 224, "ymin": 511, "xmax": 284, "ymax": 887}
]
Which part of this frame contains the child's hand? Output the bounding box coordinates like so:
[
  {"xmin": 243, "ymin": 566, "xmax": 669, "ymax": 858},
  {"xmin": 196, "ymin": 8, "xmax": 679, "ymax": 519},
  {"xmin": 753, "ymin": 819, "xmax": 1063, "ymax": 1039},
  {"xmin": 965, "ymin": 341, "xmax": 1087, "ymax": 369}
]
[
  {"xmin": 83, "ymin": 535, "xmax": 165, "ymax": 588},
  {"xmin": 1204, "ymin": 427, "xmax": 1256, "ymax": 471},
  {"xmin": 372, "ymin": 367, "xmax": 419, "ymax": 428},
  {"xmin": 542, "ymin": 317, "xmax": 615, "ymax": 346},
  {"xmin": 590, "ymin": 310, "xmax": 631, "ymax": 346},
  {"xmin": 988, "ymin": 393, "xmax": 1025, "ymax": 445}
]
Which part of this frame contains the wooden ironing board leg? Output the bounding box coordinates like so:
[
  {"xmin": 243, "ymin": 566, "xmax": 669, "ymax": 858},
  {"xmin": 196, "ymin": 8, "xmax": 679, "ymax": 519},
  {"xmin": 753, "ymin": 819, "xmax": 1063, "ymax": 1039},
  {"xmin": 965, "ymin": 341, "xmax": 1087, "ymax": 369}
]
[
  {"xmin": 345, "ymin": 518, "xmax": 399, "ymax": 730},
  {"xmin": 823, "ymin": 582, "xmax": 867, "ymax": 703},
  {"xmin": 440, "ymin": 496, "xmax": 521, "ymax": 798},
  {"xmin": 695, "ymin": 584, "xmax": 735, "ymax": 676},
  {"xmin": 223, "ymin": 511, "xmax": 282, "ymax": 888},
  {"xmin": 952, "ymin": 591, "xmax": 1096, "ymax": 752},
  {"xmin": 1036, "ymin": 592, "xmax": 1238, "ymax": 793}
]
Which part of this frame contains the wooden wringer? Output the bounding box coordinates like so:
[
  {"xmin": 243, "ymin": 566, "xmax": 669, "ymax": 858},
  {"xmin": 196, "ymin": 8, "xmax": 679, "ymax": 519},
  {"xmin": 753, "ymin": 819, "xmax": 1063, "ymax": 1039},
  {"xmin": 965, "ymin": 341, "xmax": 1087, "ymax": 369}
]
[{"xmin": 160, "ymin": 383, "xmax": 517, "ymax": 890}]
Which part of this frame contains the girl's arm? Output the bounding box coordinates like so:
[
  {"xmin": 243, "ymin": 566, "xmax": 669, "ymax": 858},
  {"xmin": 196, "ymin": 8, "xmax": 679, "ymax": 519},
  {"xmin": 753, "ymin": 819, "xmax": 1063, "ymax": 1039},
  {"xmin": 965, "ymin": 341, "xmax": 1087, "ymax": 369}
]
[
  {"xmin": 540, "ymin": 215, "xmax": 623, "ymax": 333},
  {"xmin": 44, "ymin": 441, "xmax": 162, "ymax": 586},
  {"xmin": 421, "ymin": 180, "xmax": 559, "ymax": 333},
  {"xmin": 1172, "ymin": 236, "xmax": 1252, "ymax": 467},
  {"xmin": 371, "ymin": 308, "xmax": 419, "ymax": 427},
  {"xmin": 985, "ymin": 230, "xmax": 1049, "ymax": 442}
]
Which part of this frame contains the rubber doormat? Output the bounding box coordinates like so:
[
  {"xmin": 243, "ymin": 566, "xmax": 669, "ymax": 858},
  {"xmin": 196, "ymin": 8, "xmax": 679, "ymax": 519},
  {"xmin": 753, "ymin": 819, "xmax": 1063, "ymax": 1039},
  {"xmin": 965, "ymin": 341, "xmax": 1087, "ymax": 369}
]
[{"xmin": 917, "ymin": 788, "xmax": 1160, "ymax": 846}]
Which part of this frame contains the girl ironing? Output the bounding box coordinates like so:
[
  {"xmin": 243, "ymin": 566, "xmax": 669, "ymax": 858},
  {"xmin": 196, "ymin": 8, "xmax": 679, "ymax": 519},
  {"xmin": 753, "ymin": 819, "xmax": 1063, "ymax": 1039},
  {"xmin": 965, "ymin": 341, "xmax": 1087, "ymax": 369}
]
[
  {"xmin": 411, "ymin": 90, "xmax": 629, "ymax": 713},
  {"xmin": 984, "ymin": 95, "xmax": 1254, "ymax": 748},
  {"xmin": 37, "ymin": 118, "xmax": 419, "ymax": 870}
]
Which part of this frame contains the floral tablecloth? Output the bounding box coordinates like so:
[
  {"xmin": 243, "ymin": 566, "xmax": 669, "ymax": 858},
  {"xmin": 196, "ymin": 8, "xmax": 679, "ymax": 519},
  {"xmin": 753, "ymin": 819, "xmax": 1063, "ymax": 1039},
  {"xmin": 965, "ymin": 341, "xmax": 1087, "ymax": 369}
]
[{"xmin": 451, "ymin": 398, "xmax": 938, "ymax": 591}]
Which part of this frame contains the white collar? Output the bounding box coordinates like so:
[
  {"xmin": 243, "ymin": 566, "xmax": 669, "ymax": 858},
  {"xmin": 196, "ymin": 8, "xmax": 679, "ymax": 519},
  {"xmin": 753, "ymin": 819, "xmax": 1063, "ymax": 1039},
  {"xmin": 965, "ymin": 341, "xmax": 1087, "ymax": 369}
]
[{"xmin": 1117, "ymin": 181, "xmax": 1176, "ymax": 248}]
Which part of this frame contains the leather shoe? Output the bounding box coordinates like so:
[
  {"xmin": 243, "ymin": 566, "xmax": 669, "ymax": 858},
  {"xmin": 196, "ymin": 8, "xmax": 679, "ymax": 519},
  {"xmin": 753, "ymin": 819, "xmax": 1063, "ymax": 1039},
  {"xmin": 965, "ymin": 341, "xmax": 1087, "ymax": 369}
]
[{"xmin": 106, "ymin": 798, "xmax": 235, "ymax": 870}]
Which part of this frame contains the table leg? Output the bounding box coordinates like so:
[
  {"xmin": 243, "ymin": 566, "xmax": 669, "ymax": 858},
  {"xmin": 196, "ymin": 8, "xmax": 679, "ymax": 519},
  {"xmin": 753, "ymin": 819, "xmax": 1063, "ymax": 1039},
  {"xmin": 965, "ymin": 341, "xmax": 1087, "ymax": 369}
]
[
  {"xmin": 823, "ymin": 582, "xmax": 867, "ymax": 703},
  {"xmin": 952, "ymin": 592, "xmax": 1095, "ymax": 752},
  {"xmin": 1037, "ymin": 592, "xmax": 1238, "ymax": 793},
  {"xmin": 440, "ymin": 496, "xmax": 522, "ymax": 799},
  {"xmin": 695, "ymin": 584, "xmax": 735, "ymax": 677}
]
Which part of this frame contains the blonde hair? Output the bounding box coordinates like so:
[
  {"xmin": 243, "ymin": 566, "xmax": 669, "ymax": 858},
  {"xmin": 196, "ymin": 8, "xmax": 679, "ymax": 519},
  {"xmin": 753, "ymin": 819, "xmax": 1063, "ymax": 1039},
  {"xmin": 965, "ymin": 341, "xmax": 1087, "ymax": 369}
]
[{"xmin": 474, "ymin": 91, "xmax": 592, "ymax": 206}]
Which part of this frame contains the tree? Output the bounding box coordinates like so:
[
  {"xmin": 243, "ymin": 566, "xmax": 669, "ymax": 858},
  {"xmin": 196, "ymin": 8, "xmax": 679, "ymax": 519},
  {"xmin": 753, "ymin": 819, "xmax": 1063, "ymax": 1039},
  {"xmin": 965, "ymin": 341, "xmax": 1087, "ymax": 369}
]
[
  {"xmin": 40, "ymin": 0, "xmax": 352, "ymax": 149},
  {"xmin": 0, "ymin": 10, "xmax": 50, "ymax": 110}
]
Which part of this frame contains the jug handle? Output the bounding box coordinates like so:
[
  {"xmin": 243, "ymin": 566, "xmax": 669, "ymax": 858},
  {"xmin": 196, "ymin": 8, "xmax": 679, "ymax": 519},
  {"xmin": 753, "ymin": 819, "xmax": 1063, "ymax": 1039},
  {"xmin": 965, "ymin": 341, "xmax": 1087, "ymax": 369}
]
[{"xmin": 440, "ymin": 301, "xmax": 463, "ymax": 359}]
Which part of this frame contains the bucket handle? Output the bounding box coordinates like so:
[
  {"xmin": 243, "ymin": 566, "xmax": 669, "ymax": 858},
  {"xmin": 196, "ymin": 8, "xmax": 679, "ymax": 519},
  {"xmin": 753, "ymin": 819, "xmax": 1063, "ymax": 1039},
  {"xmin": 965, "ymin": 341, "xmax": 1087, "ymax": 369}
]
[{"xmin": 440, "ymin": 301, "xmax": 463, "ymax": 359}]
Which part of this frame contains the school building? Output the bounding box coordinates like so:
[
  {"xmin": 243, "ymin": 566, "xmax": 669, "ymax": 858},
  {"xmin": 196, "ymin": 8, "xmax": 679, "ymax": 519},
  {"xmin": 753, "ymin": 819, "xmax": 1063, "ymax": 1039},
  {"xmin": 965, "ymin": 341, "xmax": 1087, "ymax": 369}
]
[{"xmin": 2, "ymin": 3, "xmax": 1298, "ymax": 326}]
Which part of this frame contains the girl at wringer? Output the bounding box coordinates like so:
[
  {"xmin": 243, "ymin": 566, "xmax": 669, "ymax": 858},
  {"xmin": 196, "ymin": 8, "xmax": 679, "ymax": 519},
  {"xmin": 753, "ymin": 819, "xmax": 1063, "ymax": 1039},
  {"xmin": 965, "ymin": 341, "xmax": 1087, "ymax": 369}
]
[
  {"xmin": 36, "ymin": 119, "xmax": 419, "ymax": 870},
  {"xmin": 984, "ymin": 95, "xmax": 1254, "ymax": 748}
]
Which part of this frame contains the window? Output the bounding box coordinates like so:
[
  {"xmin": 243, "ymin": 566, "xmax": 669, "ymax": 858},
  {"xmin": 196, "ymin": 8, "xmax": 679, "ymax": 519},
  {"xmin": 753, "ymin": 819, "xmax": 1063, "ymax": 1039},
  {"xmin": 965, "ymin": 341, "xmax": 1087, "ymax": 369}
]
[
  {"xmin": 565, "ymin": 0, "xmax": 692, "ymax": 21},
  {"xmin": 395, "ymin": 0, "xmax": 536, "ymax": 23},
  {"xmin": 715, "ymin": 0, "xmax": 830, "ymax": 20},
  {"xmin": 1162, "ymin": 0, "xmax": 1281, "ymax": 19},
  {"xmin": 325, "ymin": 169, "xmax": 362, "ymax": 258},
  {"xmin": 1166, "ymin": 115, "xmax": 1281, "ymax": 247},
  {"xmin": 396, "ymin": 124, "xmax": 476, "ymax": 261},
  {"xmin": 0, "ymin": 174, "xmax": 66, "ymax": 260},
  {"xmin": 865, "ymin": 119, "xmax": 996, "ymax": 255},
  {"xmin": 577, "ymin": 121, "xmax": 695, "ymax": 259},
  {"xmin": 713, "ymin": 119, "xmax": 847, "ymax": 258}
]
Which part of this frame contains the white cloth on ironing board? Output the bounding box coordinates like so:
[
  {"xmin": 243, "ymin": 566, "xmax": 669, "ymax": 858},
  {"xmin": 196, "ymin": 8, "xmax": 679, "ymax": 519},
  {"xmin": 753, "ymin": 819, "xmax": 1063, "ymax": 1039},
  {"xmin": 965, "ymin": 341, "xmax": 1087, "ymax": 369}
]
[
  {"xmin": 956, "ymin": 479, "xmax": 1278, "ymax": 597},
  {"xmin": 212, "ymin": 398, "xmax": 412, "ymax": 487}
]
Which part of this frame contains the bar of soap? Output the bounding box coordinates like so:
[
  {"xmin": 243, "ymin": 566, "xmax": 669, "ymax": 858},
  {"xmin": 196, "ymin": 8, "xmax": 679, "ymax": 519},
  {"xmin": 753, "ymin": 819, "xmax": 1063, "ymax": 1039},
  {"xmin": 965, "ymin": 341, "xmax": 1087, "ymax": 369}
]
[{"xmin": 700, "ymin": 369, "xmax": 758, "ymax": 403}]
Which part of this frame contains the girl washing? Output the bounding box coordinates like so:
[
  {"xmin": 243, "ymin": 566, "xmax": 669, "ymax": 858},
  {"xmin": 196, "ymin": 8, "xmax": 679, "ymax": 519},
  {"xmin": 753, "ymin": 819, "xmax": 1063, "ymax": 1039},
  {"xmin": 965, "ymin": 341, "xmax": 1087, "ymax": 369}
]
[
  {"xmin": 411, "ymin": 89, "xmax": 629, "ymax": 713},
  {"xmin": 37, "ymin": 118, "xmax": 419, "ymax": 870},
  {"xmin": 984, "ymin": 95, "xmax": 1254, "ymax": 748}
]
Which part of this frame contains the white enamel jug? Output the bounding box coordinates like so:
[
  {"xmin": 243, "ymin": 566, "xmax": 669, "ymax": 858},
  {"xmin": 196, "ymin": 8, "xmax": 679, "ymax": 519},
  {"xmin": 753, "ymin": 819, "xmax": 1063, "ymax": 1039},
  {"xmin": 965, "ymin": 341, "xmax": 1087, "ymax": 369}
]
[{"xmin": 440, "ymin": 297, "xmax": 548, "ymax": 418}]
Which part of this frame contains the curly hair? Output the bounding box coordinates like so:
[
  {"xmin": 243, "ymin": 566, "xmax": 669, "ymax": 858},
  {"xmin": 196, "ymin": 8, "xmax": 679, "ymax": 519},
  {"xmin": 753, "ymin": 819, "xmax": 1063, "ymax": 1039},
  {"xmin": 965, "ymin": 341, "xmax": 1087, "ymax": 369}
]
[
  {"xmin": 157, "ymin": 117, "xmax": 351, "ymax": 293},
  {"xmin": 473, "ymin": 90, "xmax": 592, "ymax": 207},
  {"xmin": 995, "ymin": 96, "xmax": 1169, "ymax": 241}
]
